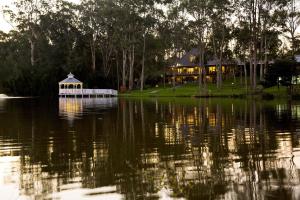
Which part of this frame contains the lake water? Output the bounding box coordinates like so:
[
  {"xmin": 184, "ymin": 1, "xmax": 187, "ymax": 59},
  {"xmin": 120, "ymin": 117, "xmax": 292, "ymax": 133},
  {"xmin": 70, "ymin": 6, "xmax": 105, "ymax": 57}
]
[{"xmin": 1, "ymin": 98, "xmax": 300, "ymax": 200}]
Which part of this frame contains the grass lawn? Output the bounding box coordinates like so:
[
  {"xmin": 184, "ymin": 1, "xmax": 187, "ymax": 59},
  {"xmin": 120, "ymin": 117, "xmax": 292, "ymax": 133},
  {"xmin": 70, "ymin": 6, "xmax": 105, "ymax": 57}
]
[
  {"xmin": 120, "ymin": 81, "xmax": 291, "ymax": 98},
  {"xmin": 263, "ymin": 86, "xmax": 288, "ymax": 97},
  {"xmin": 121, "ymin": 81, "xmax": 248, "ymax": 97}
]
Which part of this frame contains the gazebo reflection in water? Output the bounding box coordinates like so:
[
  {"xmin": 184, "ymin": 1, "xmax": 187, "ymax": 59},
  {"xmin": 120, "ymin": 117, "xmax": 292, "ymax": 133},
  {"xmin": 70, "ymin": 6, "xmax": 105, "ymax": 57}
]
[{"xmin": 59, "ymin": 97, "xmax": 118, "ymax": 125}]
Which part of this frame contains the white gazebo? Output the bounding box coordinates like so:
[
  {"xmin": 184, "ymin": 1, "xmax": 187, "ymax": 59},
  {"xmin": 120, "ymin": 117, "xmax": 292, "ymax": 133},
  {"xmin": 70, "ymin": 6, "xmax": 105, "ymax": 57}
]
[
  {"xmin": 59, "ymin": 73, "xmax": 118, "ymax": 97},
  {"xmin": 59, "ymin": 73, "xmax": 83, "ymax": 90}
]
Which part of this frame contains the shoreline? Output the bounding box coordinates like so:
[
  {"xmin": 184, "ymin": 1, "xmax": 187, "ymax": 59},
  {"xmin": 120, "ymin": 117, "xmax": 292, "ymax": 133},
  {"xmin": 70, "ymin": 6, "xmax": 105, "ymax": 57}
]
[{"xmin": 118, "ymin": 85, "xmax": 291, "ymax": 99}]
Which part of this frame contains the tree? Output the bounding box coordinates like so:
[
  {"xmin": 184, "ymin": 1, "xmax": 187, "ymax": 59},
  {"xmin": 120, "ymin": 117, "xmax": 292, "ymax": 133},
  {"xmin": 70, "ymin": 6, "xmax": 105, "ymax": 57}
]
[
  {"xmin": 236, "ymin": 0, "xmax": 290, "ymax": 89},
  {"xmin": 208, "ymin": 0, "xmax": 232, "ymax": 88},
  {"xmin": 285, "ymin": 0, "xmax": 300, "ymax": 55},
  {"xmin": 183, "ymin": 0, "xmax": 210, "ymax": 91},
  {"xmin": 4, "ymin": 0, "xmax": 50, "ymax": 66},
  {"xmin": 264, "ymin": 59, "xmax": 297, "ymax": 87}
]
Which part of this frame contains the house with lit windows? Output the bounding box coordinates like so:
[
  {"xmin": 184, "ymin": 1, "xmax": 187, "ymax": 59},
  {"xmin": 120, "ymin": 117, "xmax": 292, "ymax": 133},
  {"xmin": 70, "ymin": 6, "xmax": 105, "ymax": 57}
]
[{"xmin": 166, "ymin": 48, "xmax": 237, "ymax": 84}]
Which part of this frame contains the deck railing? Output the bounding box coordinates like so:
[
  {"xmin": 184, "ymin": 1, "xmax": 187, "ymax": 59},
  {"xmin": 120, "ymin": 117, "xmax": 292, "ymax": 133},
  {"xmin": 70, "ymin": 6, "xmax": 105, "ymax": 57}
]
[{"xmin": 59, "ymin": 89, "xmax": 118, "ymax": 96}]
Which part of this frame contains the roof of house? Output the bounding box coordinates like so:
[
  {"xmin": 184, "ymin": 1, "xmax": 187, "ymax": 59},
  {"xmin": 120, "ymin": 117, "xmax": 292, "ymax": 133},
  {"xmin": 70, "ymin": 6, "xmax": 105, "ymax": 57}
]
[
  {"xmin": 171, "ymin": 48, "xmax": 235, "ymax": 67},
  {"xmin": 206, "ymin": 58, "xmax": 234, "ymax": 66},
  {"xmin": 172, "ymin": 48, "xmax": 200, "ymax": 67},
  {"xmin": 59, "ymin": 73, "xmax": 82, "ymax": 84}
]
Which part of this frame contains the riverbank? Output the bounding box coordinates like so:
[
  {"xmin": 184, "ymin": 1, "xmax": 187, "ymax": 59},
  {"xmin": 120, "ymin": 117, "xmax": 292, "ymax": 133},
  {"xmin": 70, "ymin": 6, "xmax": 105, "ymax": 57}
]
[{"xmin": 120, "ymin": 83, "xmax": 289, "ymax": 99}]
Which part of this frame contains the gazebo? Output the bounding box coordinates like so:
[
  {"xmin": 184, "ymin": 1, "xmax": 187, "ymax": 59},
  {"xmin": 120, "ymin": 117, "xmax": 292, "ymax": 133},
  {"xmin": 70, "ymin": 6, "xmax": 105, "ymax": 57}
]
[
  {"xmin": 59, "ymin": 73, "xmax": 83, "ymax": 90},
  {"xmin": 59, "ymin": 72, "xmax": 118, "ymax": 97}
]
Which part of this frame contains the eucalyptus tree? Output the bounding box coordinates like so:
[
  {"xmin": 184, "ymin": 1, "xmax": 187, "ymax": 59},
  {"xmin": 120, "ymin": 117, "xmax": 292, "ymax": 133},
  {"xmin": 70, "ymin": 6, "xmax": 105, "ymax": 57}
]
[
  {"xmin": 285, "ymin": 0, "xmax": 300, "ymax": 55},
  {"xmin": 232, "ymin": 22, "xmax": 251, "ymax": 88},
  {"xmin": 181, "ymin": 0, "xmax": 210, "ymax": 91},
  {"xmin": 78, "ymin": 0, "xmax": 102, "ymax": 72},
  {"xmin": 125, "ymin": 0, "xmax": 142, "ymax": 91},
  {"xmin": 112, "ymin": 0, "xmax": 143, "ymax": 90},
  {"xmin": 208, "ymin": 0, "xmax": 232, "ymax": 89},
  {"xmin": 39, "ymin": 0, "xmax": 81, "ymax": 71},
  {"xmin": 235, "ymin": 0, "xmax": 290, "ymax": 89},
  {"xmin": 98, "ymin": 0, "xmax": 119, "ymax": 77},
  {"xmin": 164, "ymin": 1, "xmax": 189, "ymax": 88},
  {"xmin": 4, "ymin": 0, "xmax": 51, "ymax": 66},
  {"xmin": 139, "ymin": 0, "xmax": 161, "ymax": 91}
]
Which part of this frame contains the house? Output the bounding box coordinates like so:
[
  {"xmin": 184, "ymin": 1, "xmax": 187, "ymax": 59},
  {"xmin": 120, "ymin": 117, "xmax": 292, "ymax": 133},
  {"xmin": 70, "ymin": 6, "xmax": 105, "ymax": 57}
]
[{"xmin": 166, "ymin": 48, "xmax": 236, "ymax": 84}]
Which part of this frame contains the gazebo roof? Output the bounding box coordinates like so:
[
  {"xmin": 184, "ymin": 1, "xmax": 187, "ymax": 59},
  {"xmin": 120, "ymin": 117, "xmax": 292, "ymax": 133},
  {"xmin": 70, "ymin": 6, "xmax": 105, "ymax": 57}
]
[{"xmin": 59, "ymin": 73, "xmax": 82, "ymax": 84}]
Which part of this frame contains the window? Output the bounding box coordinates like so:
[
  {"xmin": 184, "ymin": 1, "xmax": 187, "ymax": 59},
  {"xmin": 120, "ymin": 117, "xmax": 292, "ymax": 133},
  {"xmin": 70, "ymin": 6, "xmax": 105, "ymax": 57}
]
[{"xmin": 189, "ymin": 55, "xmax": 196, "ymax": 63}]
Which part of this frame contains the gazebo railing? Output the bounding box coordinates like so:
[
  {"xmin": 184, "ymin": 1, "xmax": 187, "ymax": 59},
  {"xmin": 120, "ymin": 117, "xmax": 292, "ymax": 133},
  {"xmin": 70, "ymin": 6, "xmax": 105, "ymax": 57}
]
[{"xmin": 59, "ymin": 89, "xmax": 118, "ymax": 96}]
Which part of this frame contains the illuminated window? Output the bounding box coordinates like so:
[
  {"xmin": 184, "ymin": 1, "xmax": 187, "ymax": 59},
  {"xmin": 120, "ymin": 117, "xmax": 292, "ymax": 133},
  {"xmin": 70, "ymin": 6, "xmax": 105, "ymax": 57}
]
[
  {"xmin": 209, "ymin": 66, "xmax": 216, "ymax": 73},
  {"xmin": 187, "ymin": 68, "xmax": 194, "ymax": 74},
  {"xmin": 189, "ymin": 55, "xmax": 196, "ymax": 63},
  {"xmin": 222, "ymin": 66, "xmax": 225, "ymax": 73}
]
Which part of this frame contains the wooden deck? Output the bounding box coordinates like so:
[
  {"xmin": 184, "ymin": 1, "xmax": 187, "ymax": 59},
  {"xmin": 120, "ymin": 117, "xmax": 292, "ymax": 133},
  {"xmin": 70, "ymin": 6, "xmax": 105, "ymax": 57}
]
[{"xmin": 59, "ymin": 89, "xmax": 118, "ymax": 97}]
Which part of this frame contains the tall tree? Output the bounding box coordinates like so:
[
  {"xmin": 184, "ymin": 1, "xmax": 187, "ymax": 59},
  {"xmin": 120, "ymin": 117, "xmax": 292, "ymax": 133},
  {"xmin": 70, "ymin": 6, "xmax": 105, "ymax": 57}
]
[
  {"xmin": 209, "ymin": 0, "xmax": 232, "ymax": 88},
  {"xmin": 183, "ymin": 0, "xmax": 210, "ymax": 92},
  {"xmin": 6, "ymin": 0, "xmax": 50, "ymax": 66},
  {"xmin": 285, "ymin": 0, "xmax": 300, "ymax": 55}
]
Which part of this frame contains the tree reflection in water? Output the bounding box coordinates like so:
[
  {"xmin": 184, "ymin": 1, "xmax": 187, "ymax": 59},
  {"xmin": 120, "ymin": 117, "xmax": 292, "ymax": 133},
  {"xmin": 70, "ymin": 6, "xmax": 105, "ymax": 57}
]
[{"xmin": 0, "ymin": 98, "xmax": 300, "ymax": 199}]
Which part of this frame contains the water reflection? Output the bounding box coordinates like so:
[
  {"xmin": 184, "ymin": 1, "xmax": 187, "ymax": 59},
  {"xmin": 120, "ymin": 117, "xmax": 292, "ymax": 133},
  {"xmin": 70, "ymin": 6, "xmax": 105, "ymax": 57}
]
[
  {"xmin": 1, "ymin": 98, "xmax": 300, "ymax": 199},
  {"xmin": 0, "ymin": 99, "xmax": 5, "ymax": 113},
  {"xmin": 59, "ymin": 97, "xmax": 118, "ymax": 125}
]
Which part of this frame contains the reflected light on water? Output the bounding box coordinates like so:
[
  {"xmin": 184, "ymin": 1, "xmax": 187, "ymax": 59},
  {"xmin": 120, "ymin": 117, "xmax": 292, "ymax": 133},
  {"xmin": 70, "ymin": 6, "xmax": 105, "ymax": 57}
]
[
  {"xmin": 49, "ymin": 186, "xmax": 123, "ymax": 200},
  {"xmin": 1, "ymin": 99, "xmax": 300, "ymax": 199},
  {"xmin": 0, "ymin": 156, "xmax": 22, "ymax": 200},
  {"xmin": 59, "ymin": 98, "xmax": 118, "ymax": 125}
]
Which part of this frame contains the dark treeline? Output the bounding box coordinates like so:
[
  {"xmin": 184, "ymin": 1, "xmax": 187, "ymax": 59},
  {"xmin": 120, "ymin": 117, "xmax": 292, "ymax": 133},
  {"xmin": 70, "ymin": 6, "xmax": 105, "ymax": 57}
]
[{"xmin": 0, "ymin": 0, "xmax": 299, "ymax": 96}]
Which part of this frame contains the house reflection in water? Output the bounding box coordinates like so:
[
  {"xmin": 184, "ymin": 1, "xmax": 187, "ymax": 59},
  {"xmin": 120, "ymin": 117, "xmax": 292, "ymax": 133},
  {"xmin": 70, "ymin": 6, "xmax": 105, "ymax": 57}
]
[
  {"xmin": 148, "ymin": 100, "xmax": 300, "ymax": 199},
  {"xmin": 59, "ymin": 97, "xmax": 118, "ymax": 125}
]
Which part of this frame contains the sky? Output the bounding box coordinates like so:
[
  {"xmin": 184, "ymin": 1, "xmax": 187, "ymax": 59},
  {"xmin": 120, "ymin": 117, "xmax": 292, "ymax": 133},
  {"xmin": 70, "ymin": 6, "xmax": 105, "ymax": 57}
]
[
  {"xmin": 0, "ymin": 0, "xmax": 299, "ymax": 34},
  {"xmin": 0, "ymin": 0, "xmax": 80, "ymax": 33}
]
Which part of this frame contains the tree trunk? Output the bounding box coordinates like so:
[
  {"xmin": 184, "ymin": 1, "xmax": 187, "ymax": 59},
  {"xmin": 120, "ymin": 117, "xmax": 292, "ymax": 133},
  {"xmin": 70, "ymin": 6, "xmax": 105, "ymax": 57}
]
[
  {"xmin": 240, "ymin": 65, "xmax": 243, "ymax": 86},
  {"xmin": 122, "ymin": 49, "xmax": 127, "ymax": 89},
  {"xmin": 264, "ymin": 37, "xmax": 268, "ymax": 76},
  {"xmin": 128, "ymin": 45, "xmax": 135, "ymax": 91},
  {"xmin": 102, "ymin": 45, "xmax": 113, "ymax": 77},
  {"xmin": 90, "ymin": 40, "xmax": 96, "ymax": 72},
  {"xmin": 116, "ymin": 57, "xmax": 120, "ymax": 90},
  {"xmin": 29, "ymin": 28, "xmax": 38, "ymax": 67},
  {"xmin": 198, "ymin": 45, "xmax": 203, "ymax": 89},
  {"xmin": 259, "ymin": 37, "xmax": 264, "ymax": 81},
  {"xmin": 218, "ymin": 54, "xmax": 223, "ymax": 89},
  {"xmin": 140, "ymin": 34, "xmax": 146, "ymax": 91},
  {"xmin": 212, "ymin": 32, "xmax": 218, "ymax": 87},
  {"xmin": 218, "ymin": 21, "xmax": 225, "ymax": 89},
  {"xmin": 253, "ymin": 46, "xmax": 257, "ymax": 89},
  {"xmin": 244, "ymin": 63, "xmax": 248, "ymax": 89},
  {"xmin": 29, "ymin": 38, "xmax": 35, "ymax": 66},
  {"xmin": 201, "ymin": 44, "xmax": 207, "ymax": 92},
  {"xmin": 249, "ymin": 55, "xmax": 253, "ymax": 89}
]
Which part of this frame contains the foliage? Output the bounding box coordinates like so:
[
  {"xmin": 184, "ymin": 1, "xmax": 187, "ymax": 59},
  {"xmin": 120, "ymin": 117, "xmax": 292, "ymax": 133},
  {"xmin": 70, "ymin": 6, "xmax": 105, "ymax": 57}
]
[
  {"xmin": 0, "ymin": 0, "xmax": 299, "ymax": 96},
  {"xmin": 264, "ymin": 59, "xmax": 297, "ymax": 87}
]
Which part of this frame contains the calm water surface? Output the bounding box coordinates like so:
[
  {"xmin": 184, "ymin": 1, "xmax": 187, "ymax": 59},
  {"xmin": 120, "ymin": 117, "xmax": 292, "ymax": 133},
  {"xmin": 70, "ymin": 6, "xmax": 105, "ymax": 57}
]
[{"xmin": 1, "ymin": 98, "xmax": 300, "ymax": 200}]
